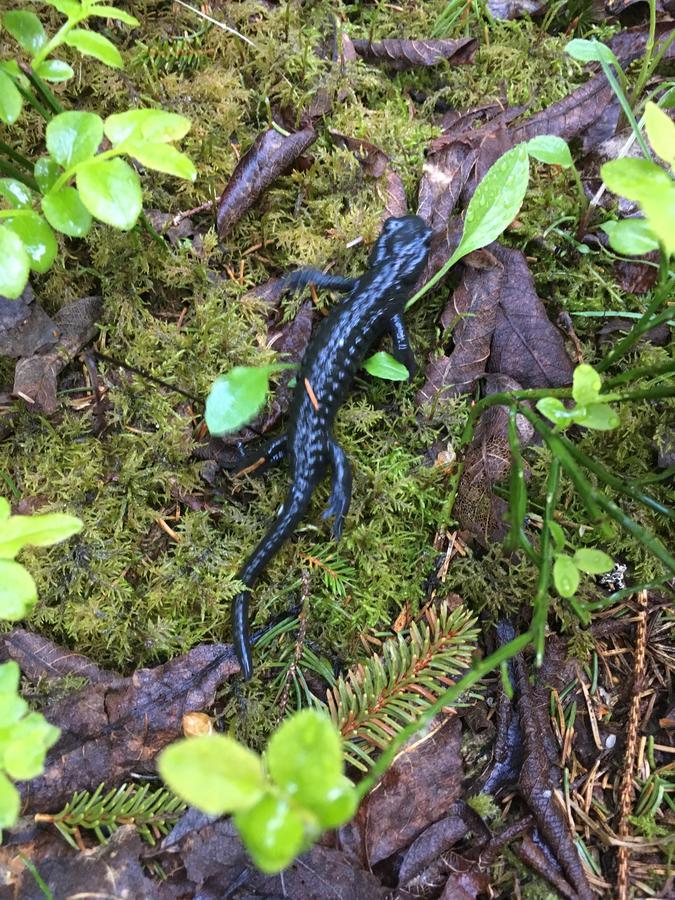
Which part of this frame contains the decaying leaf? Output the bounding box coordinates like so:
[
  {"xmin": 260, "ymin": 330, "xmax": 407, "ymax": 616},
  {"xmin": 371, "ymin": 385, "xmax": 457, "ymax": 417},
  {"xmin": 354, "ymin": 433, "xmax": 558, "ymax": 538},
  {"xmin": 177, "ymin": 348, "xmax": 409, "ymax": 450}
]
[
  {"xmin": 352, "ymin": 37, "xmax": 476, "ymax": 70},
  {"xmin": 216, "ymin": 126, "xmax": 317, "ymax": 238},
  {"xmin": 0, "ymin": 285, "xmax": 60, "ymax": 359},
  {"xmin": 331, "ymin": 132, "xmax": 408, "ymax": 219}
]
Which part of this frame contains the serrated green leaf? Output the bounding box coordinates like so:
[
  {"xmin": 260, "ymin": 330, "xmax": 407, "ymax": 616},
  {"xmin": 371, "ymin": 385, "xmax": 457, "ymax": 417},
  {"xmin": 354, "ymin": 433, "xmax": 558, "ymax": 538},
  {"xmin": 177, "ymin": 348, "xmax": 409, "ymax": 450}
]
[
  {"xmin": 63, "ymin": 28, "xmax": 123, "ymax": 68},
  {"xmin": 600, "ymin": 219, "xmax": 659, "ymax": 256},
  {"xmin": 76, "ymin": 158, "xmax": 142, "ymax": 230},
  {"xmin": 644, "ymin": 101, "xmax": 675, "ymax": 169},
  {"xmin": 3, "ymin": 213, "xmax": 57, "ymax": 274},
  {"xmin": 572, "ymin": 403, "xmax": 620, "ymax": 431},
  {"xmin": 2, "ymin": 11, "xmax": 46, "ymax": 56},
  {"xmin": 42, "ymin": 186, "xmax": 92, "ymax": 237},
  {"xmin": 565, "ymin": 38, "xmax": 619, "ymax": 69},
  {"xmin": 0, "ymin": 511, "xmax": 82, "ymax": 559},
  {"xmin": 234, "ymin": 793, "xmax": 306, "ymax": 874},
  {"xmin": 450, "ymin": 143, "xmax": 529, "ymax": 266},
  {"xmin": 572, "ymin": 363, "xmax": 601, "ymax": 405},
  {"xmin": 363, "ymin": 351, "xmax": 409, "ymax": 381},
  {"xmin": 34, "ymin": 59, "xmax": 74, "ymax": 82},
  {"xmin": 553, "ymin": 554, "xmax": 580, "ymax": 598},
  {"xmin": 87, "ymin": 6, "xmax": 139, "ymax": 25},
  {"xmin": 46, "ymin": 111, "xmax": 103, "ymax": 168},
  {"xmin": 0, "ymin": 179, "xmax": 32, "ymax": 209},
  {"xmin": 0, "ymin": 70, "xmax": 22, "ymax": 125},
  {"xmin": 526, "ymin": 135, "xmax": 574, "ymax": 168},
  {"xmin": 104, "ymin": 108, "xmax": 191, "ymax": 145},
  {"xmin": 573, "ymin": 548, "xmax": 614, "ymax": 574},
  {"xmin": 0, "ymin": 771, "xmax": 20, "ymax": 831},
  {"xmin": 158, "ymin": 734, "xmax": 266, "ymax": 815},
  {"xmin": 0, "ymin": 559, "xmax": 37, "ymax": 619},
  {"xmin": 0, "ymin": 226, "xmax": 30, "ymax": 299},
  {"xmin": 124, "ymin": 142, "xmax": 196, "ymax": 180}
]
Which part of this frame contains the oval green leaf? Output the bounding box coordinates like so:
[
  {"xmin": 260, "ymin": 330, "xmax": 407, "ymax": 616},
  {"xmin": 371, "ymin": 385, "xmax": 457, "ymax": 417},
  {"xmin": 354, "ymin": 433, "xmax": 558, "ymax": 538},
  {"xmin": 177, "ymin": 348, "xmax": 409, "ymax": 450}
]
[
  {"xmin": 3, "ymin": 213, "xmax": 57, "ymax": 274},
  {"xmin": 564, "ymin": 38, "xmax": 619, "ymax": 69},
  {"xmin": 553, "ymin": 554, "xmax": 580, "ymax": 598},
  {"xmin": 526, "ymin": 135, "xmax": 573, "ymax": 169},
  {"xmin": 0, "ymin": 70, "xmax": 22, "ymax": 125},
  {"xmin": 0, "ymin": 178, "xmax": 32, "ymax": 209},
  {"xmin": 104, "ymin": 109, "xmax": 192, "ymax": 146},
  {"xmin": 63, "ymin": 29, "xmax": 123, "ymax": 68},
  {"xmin": 547, "ymin": 520, "xmax": 566, "ymax": 552},
  {"xmin": 0, "ymin": 772, "xmax": 20, "ymax": 831},
  {"xmin": 87, "ymin": 6, "xmax": 140, "ymax": 26},
  {"xmin": 2, "ymin": 11, "xmax": 46, "ymax": 56},
  {"xmin": 449, "ymin": 143, "xmax": 530, "ymax": 267},
  {"xmin": 234, "ymin": 794, "xmax": 305, "ymax": 874},
  {"xmin": 34, "ymin": 157, "xmax": 62, "ymax": 193},
  {"xmin": 601, "ymin": 158, "xmax": 671, "ymax": 203},
  {"xmin": 125, "ymin": 142, "xmax": 196, "ymax": 180},
  {"xmin": 0, "ymin": 512, "xmax": 82, "ymax": 559},
  {"xmin": 573, "ymin": 548, "xmax": 614, "ymax": 575},
  {"xmin": 645, "ymin": 102, "xmax": 675, "ymax": 168},
  {"xmin": 205, "ymin": 366, "xmax": 273, "ymax": 436},
  {"xmin": 535, "ymin": 396, "xmax": 573, "ymax": 427},
  {"xmin": 42, "ymin": 186, "xmax": 93, "ymax": 237},
  {"xmin": 571, "ymin": 403, "xmax": 620, "ymax": 431},
  {"xmin": 0, "ymin": 559, "xmax": 38, "ymax": 619},
  {"xmin": 2, "ymin": 712, "xmax": 60, "ymax": 780},
  {"xmin": 158, "ymin": 734, "xmax": 266, "ymax": 816},
  {"xmin": 34, "ymin": 59, "xmax": 74, "ymax": 83},
  {"xmin": 600, "ymin": 219, "xmax": 659, "ymax": 256},
  {"xmin": 0, "ymin": 660, "xmax": 20, "ymax": 692},
  {"xmin": 572, "ymin": 363, "xmax": 601, "ymax": 405},
  {"xmin": 46, "ymin": 111, "xmax": 104, "ymax": 168},
  {"xmin": 76, "ymin": 158, "xmax": 142, "ymax": 230},
  {"xmin": 363, "ymin": 351, "xmax": 409, "ymax": 381},
  {"xmin": 0, "ymin": 226, "xmax": 30, "ymax": 299}
]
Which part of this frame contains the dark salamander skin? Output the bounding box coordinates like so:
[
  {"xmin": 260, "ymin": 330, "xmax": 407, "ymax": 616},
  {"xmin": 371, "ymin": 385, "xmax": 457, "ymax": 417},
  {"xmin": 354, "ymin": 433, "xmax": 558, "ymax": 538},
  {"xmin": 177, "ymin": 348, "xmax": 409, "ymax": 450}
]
[{"xmin": 232, "ymin": 215, "xmax": 432, "ymax": 679}]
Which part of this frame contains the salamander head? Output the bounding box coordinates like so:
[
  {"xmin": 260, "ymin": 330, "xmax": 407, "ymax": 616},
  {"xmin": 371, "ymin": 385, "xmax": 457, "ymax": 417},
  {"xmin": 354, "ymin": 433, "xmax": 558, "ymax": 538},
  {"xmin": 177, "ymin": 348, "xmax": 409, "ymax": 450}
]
[{"xmin": 368, "ymin": 215, "xmax": 432, "ymax": 283}]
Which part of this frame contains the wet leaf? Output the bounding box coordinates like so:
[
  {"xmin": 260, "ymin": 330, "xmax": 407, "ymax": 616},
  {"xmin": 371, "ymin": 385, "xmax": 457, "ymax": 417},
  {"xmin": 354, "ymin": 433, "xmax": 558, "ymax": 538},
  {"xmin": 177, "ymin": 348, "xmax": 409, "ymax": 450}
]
[
  {"xmin": 3, "ymin": 212, "xmax": 57, "ymax": 274},
  {"xmin": 2, "ymin": 10, "xmax": 46, "ymax": 55},
  {"xmin": 572, "ymin": 363, "xmax": 601, "ymax": 404},
  {"xmin": 125, "ymin": 142, "xmax": 196, "ymax": 180},
  {"xmin": 234, "ymin": 794, "xmax": 306, "ymax": 873},
  {"xmin": 34, "ymin": 157, "xmax": 61, "ymax": 193},
  {"xmin": 0, "ymin": 226, "xmax": 30, "ymax": 299},
  {"xmin": 206, "ymin": 365, "xmax": 285, "ymax": 436},
  {"xmin": 217, "ymin": 127, "xmax": 316, "ymax": 239},
  {"xmin": 42, "ymin": 186, "xmax": 92, "ymax": 237},
  {"xmin": 46, "ymin": 111, "xmax": 103, "ymax": 168},
  {"xmin": 363, "ymin": 351, "xmax": 409, "ymax": 381},
  {"xmin": 33, "ymin": 59, "xmax": 74, "ymax": 82},
  {"xmin": 351, "ymin": 37, "xmax": 476, "ymax": 71},
  {"xmin": 0, "ymin": 178, "xmax": 32, "ymax": 208}
]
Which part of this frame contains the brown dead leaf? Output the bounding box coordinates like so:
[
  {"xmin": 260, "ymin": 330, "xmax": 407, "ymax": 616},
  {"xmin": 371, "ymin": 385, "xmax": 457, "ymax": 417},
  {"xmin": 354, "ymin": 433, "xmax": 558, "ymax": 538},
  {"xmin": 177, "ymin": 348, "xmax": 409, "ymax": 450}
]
[
  {"xmin": 352, "ymin": 37, "xmax": 476, "ymax": 70},
  {"xmin": 331, "ymin": 132, "xmax": 408, "ymax": 220},
  {"xmin": 12, "ymin": 295, "xmax": 102, "ymax": 414},
  {"xmin": 0, "ymin": 629, "xmax": 112, "ymax": 686},
  {"xmin": 0, "ymin": 632, "xmax": 239, "ymax": 813},
  {"xmin": 0, "ymin": 285, "xmax": 60, "ymax": 359},
  {"xmin": 417, "ymin": 142, "xmax": 478, "ymax": 234},
  {"xmin": 217, "ymin": 126, "xmax": 317, "ymax": 239}
]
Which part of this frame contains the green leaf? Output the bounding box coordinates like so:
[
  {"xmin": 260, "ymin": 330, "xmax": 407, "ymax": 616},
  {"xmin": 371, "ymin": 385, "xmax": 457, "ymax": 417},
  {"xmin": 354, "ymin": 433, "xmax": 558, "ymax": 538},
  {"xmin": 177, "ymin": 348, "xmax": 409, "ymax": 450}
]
[
  {"xmin": 547, "ymin": 520, "xmax": 566, "ymax": 552},
  {"xmin": 46, "ymin": 111, "xmax": 103, "ymax": 168},
  {"xmin": 76, "ymin": 158, "xmax": 142, "ymax": 230},
  {"xmin": 526, "ymin": 135, "xmax": 574, "ymax": 169},
  {"xmin": 63, "ymin": 28, "xmax": 123, "ymax": 68},
  {"xmin": 0, "ymin": 179, "xmax": 32, "ymax": 209},
  {"xmin": 4, "ymin": 213, "xmax": 57, "ymax": 274},
  {"xmin": 0, "ymin": 512, "xmax": 82, "ymax": 559},
  {"xmin": 600, "ymin": 219, "xmax": 659, "ymax": 256},
  {"xmin": 0, "ymin": 226, "xmax": 30, "ymax": 299},
  {"xmin": 158, "ymin": 734, "xmax": 267, "ymax": 816},
  {"xmin": 449, "ymin": 143, "xmax": 529, "ymax": 266},
  {"xmin": 0, "ymin": 559, "xmax": 37, "ymax": 619},
  {"xmin": 44, "ymin": 0, "xmax": 82, "ymax": 14},
  {"xmin": 104, "ymin": 109, "xmax": 191, "ymax": 145},
  {"xmin": 234, "ymin": 794, "xmax": 305, "ymax": 874},
  {"xmin": 42, "ymin": 186, "xmax": 92, "ymax": 237},
  {"xmin": 34, "ymin": 59, "xmax": 74, "ymax": 82},
  {"xmin": 553, "ymin": 554, "xmax": 580, "ymax": 598},
  {"xmin": 0, "ymin": 771, "xmax": 20, "ymax": 831},
  {"xmin": 535, "ymin": 396, "xmax": 574, "ymax": 427},
  {"xmin": 572, "ymin": 403, "xmax": 620, "ymax": 431},
  {"xmin": 0, "ymin": 60, "xmax": 30, "ymax": 89},
  {"xmin": 601, "ymin": 158, "xmax": 672, "ymax": 202},
  {"xmin": 266, "ymin": 710, "xmax": 355, "ymax": 826},
  {"xmin": 2, "ymin": 11, "xmax": 46, "ymax": 56},
  {"xmin": 34, "ymin": 157, "xmax": 62, "ymax": 193},
  {"xmin": 206, "ymin": 365, "xmax": 277, "ymax": 436},
  {"xmin": 0, "ymin": 660, "xmax": 19, "ymax": 692},
  {"xmin": 572, "ymin": 363, "xmax": 601, "ymax": 405},
  {"xmin": 573, "ymin": 548, "xmax": 614, "ymax": 575},
  {"xmin": 0, "ymin": 499, "xmax": 9, "ymax": 521},
  {"xmin": 0, "ymin": 70, "xmax": 23, "ymax": 125},
  {"xmin": 645, "ymin": 101, "xmax": 675, "ymax": 169},
  {"xmin": 363, "ymin": 351, "xmax": 409, "ymax": 381},
  {"xmin": 87, "ymin": 6, "xmax": 140, "ymax": 26},
  {"xmin": 565, "ymin": 38, "xmax": 620, "ymax": 69},
  {"xmin": 124, "ymin": 142, "xmax": 196, "ymax": 180},
  {"xmin": 0, "ymin": 690, "xmax": 27, "ymax": 726},
  {"xmin": 2, "ymin": 712, "xmax": 60, "ymax": 780}
]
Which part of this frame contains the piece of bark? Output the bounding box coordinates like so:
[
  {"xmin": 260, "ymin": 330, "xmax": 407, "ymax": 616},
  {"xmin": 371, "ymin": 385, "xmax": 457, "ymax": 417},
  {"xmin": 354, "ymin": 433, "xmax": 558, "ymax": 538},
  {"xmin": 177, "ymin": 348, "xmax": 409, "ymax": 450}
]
[
  {"xmin": 217, "ymin": 126, "xmax": 317, "ymax": 238},
  {"xmin": 352, "ymin": 37, "xmax": 476, "ymax": 71}
]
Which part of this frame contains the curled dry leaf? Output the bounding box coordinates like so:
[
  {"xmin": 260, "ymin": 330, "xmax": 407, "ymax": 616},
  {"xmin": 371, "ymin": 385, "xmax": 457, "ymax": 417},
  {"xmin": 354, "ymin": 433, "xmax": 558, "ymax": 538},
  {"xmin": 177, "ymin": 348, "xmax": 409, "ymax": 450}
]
[
  {"xmin": 216, "ymin": 126, "xmax": 317, "ymax": 239},
  {"xmin": 351, "ymin": 37, "xmax": 476, "ymax": 71}
]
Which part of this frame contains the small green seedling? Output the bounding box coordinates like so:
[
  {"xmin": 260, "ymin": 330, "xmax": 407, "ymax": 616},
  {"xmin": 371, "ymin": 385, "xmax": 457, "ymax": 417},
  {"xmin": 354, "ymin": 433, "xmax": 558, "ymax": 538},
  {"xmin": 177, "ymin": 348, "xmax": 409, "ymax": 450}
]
[
  {"xmin": 547, "ymin": 520, "xmax": 613, "ymax": 622},
  {"xmin": 158, "ymin": 709, "xmax": 357, "ymax": 873},
  {"xmin": 536, "ymin": 364, "xmax": 620, "ymax": 432}
]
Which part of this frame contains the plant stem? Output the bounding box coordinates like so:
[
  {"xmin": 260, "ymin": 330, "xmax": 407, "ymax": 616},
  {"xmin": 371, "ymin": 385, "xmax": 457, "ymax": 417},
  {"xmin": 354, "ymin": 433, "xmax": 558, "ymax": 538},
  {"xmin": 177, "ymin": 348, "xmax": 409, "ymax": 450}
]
[
  {"xmin": 0, "ymin": 158, "xmax": 38, "ymax": 190},
  {"xmin": 531, "ymin": 458, "xmax": 559, "ymax": 665},
  {"xmin": 606, "ymin": 358, "xmax": 675, "ymax": 388},
  {"xmin": 32, "ymin": 17, "xmax": 81, "ymax": 68},
  {"xmin": 630, "ymin": 0, "xmax": 657, "ymax": 108},
  {"xmin": 51, "ymin": 147, "xmax": 121, "ymax": 194},
  {"xmin": 20, "ymin": 64, "xmax": 63, "ymax": 115},
  {"xmin": 599, "ymin": 58, "xmax": 651, "ymax": 159},
  {"xmin": 596, "ymin": 283, "xmax": 673, "ymax": 372},
  {"xmin": 0, "ymin": 140, "xmax": 33, "ymax": 173},
  {"xmin": 355, "ymin": 630, "xmax": 532, "ymax": 800},
  {"xmin": 12, "ymin": 81, "xmax": 51, "ymax": 122}
]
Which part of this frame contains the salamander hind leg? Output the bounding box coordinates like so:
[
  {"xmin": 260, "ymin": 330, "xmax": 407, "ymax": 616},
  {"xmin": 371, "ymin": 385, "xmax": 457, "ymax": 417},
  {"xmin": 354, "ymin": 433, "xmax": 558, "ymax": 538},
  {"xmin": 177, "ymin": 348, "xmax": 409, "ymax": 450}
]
[
  {"xmin": 231, "ymin": 435, "xmax": 287, "ymax": 477},
  {"xmin": 322, "ymin": 438, "xmax": 352, "ymax": 541}
]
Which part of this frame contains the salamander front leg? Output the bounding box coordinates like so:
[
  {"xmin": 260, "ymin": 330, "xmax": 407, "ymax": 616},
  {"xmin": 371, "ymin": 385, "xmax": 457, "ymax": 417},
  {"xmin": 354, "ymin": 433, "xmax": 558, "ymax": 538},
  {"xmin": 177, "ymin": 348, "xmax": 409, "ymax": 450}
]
[
  {"xmin": 283, "ymin": 269, "xmax": 356, "ymax": 294},
  {"xmin": 322, "ymin": 438, "xmax": 352, "ymax": 541},
  {"xmin": 388, "ymin": 312, "xmax": 417, "ymax": 380},
  {"xmin": 231, "ymin": 435, "xmax": 287, "ymax": 477}
]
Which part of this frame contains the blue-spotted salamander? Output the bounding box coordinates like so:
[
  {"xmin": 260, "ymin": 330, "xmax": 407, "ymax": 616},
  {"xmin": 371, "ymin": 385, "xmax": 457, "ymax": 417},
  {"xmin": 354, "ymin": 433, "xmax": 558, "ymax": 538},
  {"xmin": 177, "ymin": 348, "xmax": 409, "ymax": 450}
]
[{"xmin": 232, "ymin": 215, "xmax": 432, "ymax": 679}]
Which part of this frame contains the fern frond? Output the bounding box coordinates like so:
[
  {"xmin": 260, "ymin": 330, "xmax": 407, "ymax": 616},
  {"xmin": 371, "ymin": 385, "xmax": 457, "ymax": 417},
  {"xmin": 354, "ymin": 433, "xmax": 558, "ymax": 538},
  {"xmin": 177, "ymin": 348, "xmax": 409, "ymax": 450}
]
[
  {"xmin": 40, "ymin": 782, "xmax": 187, "ymax": 849},
  {"xmin": 322, "ymin": 601, "xmax": 480, "ymax": 771}
]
